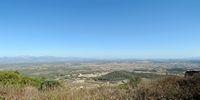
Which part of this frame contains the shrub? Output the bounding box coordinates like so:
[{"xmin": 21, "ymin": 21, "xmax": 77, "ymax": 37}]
[
  {"xmin": 134, "ymin": 76, "xmax": 200, "ymax": 100},
  {"xmin": 0, "ymin": 71, "xmax": 61, "ymax": 92},
  {"xmin": 39, "ymin": 80, "xmax": 61, "ymax": 90},
  {"xmin": 0, "ymin": 96, "xmax": 5, "ymax": 100},
  {"xmin": 20, "ymin": 76, "xmax": 42, "ymax": 86},
  {"xmin": 0, "ymin": 71, "xmax": 21, "ymax": 85},
  {"xmin": 128, "ymin": 77, "xmax": 141, "ymax": 88}
]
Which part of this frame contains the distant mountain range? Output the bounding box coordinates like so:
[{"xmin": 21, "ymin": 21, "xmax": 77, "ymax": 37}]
[
  {"xmin": 0, "ymin": 56, "xmax": 200, "ymax": 65},
  {"xmin": 0, "ymin": 56, "xmax": 90, "ymax": 64}
]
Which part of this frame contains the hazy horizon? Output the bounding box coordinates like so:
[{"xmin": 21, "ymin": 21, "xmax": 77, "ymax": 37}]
[{"xmin": 0, "ymin": 55, "xmax": 200, "ymax": 60}]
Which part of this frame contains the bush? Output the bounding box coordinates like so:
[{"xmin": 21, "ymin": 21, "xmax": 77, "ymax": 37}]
[
  {"xmin": 133, "ymin": 76, "xmax": 200, "ymax": 100},
  {"xmin": 39, "ymin": 80, "xmax": 61, "ymax": 90},
  {"xmin": 0, "ymin": 96, "xmax": 5, "ymax": 100},
  {"xmin": 128, "ymin": 77, "xmax": 141, "ymax": 88},
  {"xmin": 0, "ymin": 71, "xmax": 21, "ymax": 85},
  {"xmin": 0, "ymin": 71, "xmax": 61, "ymax": 91},
  {"xmin": 20, "ymin": 76, "xmax": 42, "ymax": 86}
]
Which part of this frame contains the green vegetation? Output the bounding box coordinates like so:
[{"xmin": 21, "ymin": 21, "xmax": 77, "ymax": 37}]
[
  {"xmin": 0, "ymin": 96, "xmax": 5, "ymax": 100},
  {"xmin": 39, "ymin": 80, "xmax": 61, "ymax": 90},
  {"xmin": 97, "ymin": 71, "xmax": 134, "ymax": 81},
  {"xmin": 0, "ymin": 71, "xmax": 61, "ymax": 90},
  {"xmin": 133, "ymin": 76, "xmax": 200, "ymax": 100},
  {"xmin": 0, "ymin": 70, "xmax": 200, "ymax": 99},
  {"xmin": 97, "ymin": 71, "xmax": 164, "ymax": 81},
  {"xmin": 0, "ymin": 71, "xmax": 41, "ymax": 86},
  {"xmin": 127, "ymin": 77, "xmax": 141, "ymax": 88}
]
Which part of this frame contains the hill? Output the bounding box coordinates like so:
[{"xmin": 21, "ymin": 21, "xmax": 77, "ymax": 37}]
[{"xmin": 97, "ymin": 71, "xmax": 165, "ymax": 81}]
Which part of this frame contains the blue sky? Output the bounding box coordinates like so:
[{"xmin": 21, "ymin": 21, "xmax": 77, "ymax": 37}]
[{"xmin": 0, "ymin": 0, "xmax": 200, "ymax": 58}]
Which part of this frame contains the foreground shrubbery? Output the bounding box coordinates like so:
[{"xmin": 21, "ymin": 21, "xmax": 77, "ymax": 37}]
[
  {"xmin": 0, "ymin": 71, "xmax": 61, "ymax": 90},
  {"xmin": 0, "ymin": 85, "xmax": 127, "ymax": 100},
  {"xmin": 131, "ymin": 75, "xmax": 200, "ymax": 100},
  {"xmin": 0, "ymin": 71, "xmax": 42, "ymax": 87},
  {"xmin": 39, "ymin": 80, "xmax": 61, "ymax": 90},
  {"xmin": 0, "ymin": 71, "xmax": 200, "ymax": 100}
]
